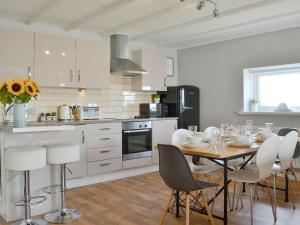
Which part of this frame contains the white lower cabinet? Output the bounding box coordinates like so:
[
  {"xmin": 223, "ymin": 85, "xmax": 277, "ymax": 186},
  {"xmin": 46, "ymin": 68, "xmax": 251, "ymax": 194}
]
[
  {"xmin": 86, "ymin": 123, "xmax": 123, "ymax": 176},
  {"xmin": 152, "ymin": 119, "xmax": 178, "ymax": 164},
  {"xmin": 88, "ymin": 158, "xmax": 123, "ymax": 176}
]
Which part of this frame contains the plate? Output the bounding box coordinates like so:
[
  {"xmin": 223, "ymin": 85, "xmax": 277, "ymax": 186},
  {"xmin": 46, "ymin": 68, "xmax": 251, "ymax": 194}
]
[{"xmin": 183, "ymin": 142, "xmax": 209, "ymax": 149}]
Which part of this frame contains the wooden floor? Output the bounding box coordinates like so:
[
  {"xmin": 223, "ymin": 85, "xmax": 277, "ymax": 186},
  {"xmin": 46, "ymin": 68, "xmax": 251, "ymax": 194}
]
[{"xmin": 2, "ymin": 172, "xmax": 300, "ymax": 225}]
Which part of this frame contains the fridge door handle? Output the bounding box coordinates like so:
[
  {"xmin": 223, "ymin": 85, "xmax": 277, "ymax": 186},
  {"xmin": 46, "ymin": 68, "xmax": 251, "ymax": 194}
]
[{"xmin": 182, "ymin": 106, "xmax": 194, "ymax": 110}]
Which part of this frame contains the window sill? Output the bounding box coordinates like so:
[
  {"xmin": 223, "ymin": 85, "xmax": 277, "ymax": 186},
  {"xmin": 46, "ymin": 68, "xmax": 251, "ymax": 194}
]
[{"xmin": 238, "ymin": 111, "xmax": 300, "ymax": 116}]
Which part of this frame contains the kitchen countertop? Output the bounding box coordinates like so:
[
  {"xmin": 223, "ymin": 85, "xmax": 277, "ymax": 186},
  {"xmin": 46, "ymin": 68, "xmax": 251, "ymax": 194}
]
[{"xmin": 0, "ymin": 117, "xmax": 178, "ymax": 133}]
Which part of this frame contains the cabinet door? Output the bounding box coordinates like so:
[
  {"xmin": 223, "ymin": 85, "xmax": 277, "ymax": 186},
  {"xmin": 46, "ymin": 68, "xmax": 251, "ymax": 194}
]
[
  {"xmin": 0, "ymin": 28, "xmax": 34, "ymax": 81},
  {"xmin": 152, "ymin": 119, "xmax": 177, "ymax": 164},
  {"xmin": 66, "ymin": 126, "xmax": 88, "ymax": 180},
  {"xmin": 132, "ymin": 49, "xmax": 167, "ymax": 91},
  {"xmin": 76, "ymin": 40, "xmax": 110, "ymax": 89},
  {"xmin": 35, "ymin": 33, "xmax": 75, "ymax": 88}
]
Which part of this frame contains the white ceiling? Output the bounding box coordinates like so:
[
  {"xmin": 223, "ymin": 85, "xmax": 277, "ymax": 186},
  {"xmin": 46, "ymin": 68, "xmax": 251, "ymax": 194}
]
[{"xmin": 0, "ymin": 0, "xmax": 300, "ymax": 49}]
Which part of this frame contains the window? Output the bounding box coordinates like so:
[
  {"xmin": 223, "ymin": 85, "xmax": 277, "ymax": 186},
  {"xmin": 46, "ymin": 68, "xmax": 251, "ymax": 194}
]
[{"xmin": 243, "ymin": 63, "xmax": 300, "ymax": 112}]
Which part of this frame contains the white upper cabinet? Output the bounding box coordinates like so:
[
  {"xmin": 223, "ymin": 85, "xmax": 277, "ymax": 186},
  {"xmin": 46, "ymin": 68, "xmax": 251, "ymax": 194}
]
[
  {"xmin": 0, "ymin": 28, "xmax": 34, "ymax": 81},
  {"xmin": 34, "ymin": 33, "xmax": 76, "ymax": 88},
  {"xmin": 131, "ymin": 49, "xmax": 167, "ymax": 91},
  {"xmin": 75, "ymin": 39, "xmax": 110, "ymax": 89}
]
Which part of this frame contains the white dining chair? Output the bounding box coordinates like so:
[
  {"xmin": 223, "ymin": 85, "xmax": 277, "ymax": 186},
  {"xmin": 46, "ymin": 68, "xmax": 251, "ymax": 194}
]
[
  {"xmin": 273, "ymin": 131, "xmax": 298, "ymax": 211},
  {"xmin": 228, "ymin": 135, "xmax": 280, "ymax": 225}
]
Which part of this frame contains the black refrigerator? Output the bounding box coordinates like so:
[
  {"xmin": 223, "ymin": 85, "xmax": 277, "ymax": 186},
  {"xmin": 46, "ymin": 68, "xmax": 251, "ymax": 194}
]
[{"xmin": 163, "ymin": 85, "xmax": 200, "ymax": 129}]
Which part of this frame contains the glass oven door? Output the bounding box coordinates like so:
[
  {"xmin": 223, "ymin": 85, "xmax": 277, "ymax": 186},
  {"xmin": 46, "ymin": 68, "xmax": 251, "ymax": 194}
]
[{"xmin": 122, "ymin": 129, "xmax": 152, "ymax": 160}]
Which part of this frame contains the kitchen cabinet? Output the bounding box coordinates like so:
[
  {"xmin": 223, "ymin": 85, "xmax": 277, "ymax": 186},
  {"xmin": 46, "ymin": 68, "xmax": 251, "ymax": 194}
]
[
  {"xmin": 66, "ymin": 126, "xmax": 88, "ymax": 180},
  {"xmin": 131, "ymin": 49, "xmax": 167, "ymax": 91},
  {"xmin": 152, "ymin": 119, "xmax": 177, "ymax": 164},
  {"xmin": 75, "ymin": 39, "xmax": 110, "ymax": 89},
  {"xmin": 0, "ymin": 28, "xmax": 34, "ymax": 81},
  {"xmin": 34, "ymin": 33, "xmax": 76, "ymax": 88},
  {"xmin": 86, "ymin": 123, "xmax": 123, "ymax": 176}
]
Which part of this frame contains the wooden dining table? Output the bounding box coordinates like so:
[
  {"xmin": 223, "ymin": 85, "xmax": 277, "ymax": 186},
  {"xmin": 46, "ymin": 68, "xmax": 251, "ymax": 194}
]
[{"xmin": 178, "ymin": 143, "xmax": 261, "ymax": 225}]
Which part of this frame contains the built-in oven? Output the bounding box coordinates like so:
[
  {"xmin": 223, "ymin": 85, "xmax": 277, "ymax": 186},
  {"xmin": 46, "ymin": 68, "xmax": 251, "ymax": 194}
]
[{"xmin": 122, "ymin": 121, "xmax": 152, "ymax": 161}]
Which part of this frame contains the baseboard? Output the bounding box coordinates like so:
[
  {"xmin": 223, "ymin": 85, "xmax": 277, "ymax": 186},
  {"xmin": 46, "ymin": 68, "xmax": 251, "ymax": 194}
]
[{"xmin": 67, "ymin": 164, "xmax": 159, "ymax": 189}]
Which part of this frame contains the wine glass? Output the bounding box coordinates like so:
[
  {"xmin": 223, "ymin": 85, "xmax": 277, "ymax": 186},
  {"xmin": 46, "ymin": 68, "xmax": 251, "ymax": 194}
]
[{"xmin": 188, "ymin": 125, "xmax": 198, "ymax": 135}]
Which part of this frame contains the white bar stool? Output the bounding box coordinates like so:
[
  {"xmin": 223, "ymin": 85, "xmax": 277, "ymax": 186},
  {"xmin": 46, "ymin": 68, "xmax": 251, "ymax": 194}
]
[
  {"xmin": 44, "ymin": 144, "xmax": 81, "ymax": 223},
  {"xmin": 5, "ymin": 146, "xmax": 48, "ymax": 225}
]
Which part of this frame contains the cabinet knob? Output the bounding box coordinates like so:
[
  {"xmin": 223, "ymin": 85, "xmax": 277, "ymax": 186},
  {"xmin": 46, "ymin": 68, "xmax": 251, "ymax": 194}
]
[
  {"xmin": 99, "ymin": 163, "xmax": 110, "ymax": 167},
  {"xmin": 164, "ymin": 77, "xmax": 167, "ymax": 87}
]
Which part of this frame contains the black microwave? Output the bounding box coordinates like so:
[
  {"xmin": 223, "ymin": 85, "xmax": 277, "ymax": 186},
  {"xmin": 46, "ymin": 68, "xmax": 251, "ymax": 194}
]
[{"xmin": 139, "ymin": 103, "xmax": 168, "ymax": 118}]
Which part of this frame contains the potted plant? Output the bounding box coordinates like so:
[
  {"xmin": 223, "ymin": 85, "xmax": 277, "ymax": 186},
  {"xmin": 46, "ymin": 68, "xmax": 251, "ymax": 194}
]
[
  {"xmin": 152, "ymin": 94, "xmax": 160, "ymax": 104},
  {"xmin": 46, "ymin": 112, "xmax": 52, "ymax": 121},
  {"xmin": 0, "ymin": 79, "xmax": 40, "ymax": 127},
  {"xmin": 51, "ymin": 112, "xmax": 57, "ymax": 121},
  {"xmin": 249, "ymin": 99, "xmax": 259, "ymax": 112},
  {"xmin": 39, "ymin": 113, "xmax": 47, "ymax": 122}
]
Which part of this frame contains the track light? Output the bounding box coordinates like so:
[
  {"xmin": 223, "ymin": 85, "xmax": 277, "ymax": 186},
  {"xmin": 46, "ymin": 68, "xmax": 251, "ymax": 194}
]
[
  {"xmin": 180, "ymin": 0, "xmax": 220, "ymax": 18},
  {"xmin": 213, "ymin": 7, "xmax": 219, "ymax": 17},
  {"xmin": 196, "ymin": 1, "xmax": 205, "ymax": 10}
]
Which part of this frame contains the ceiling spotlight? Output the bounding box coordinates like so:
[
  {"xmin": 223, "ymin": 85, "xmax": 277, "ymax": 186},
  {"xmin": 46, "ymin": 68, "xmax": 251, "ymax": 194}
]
[
  {"xmin": 196, "ymin": 1, "xmax": 205, "ymax": 10},
  {"xmin": 213, "ymin": 7, "xmax": 219, "ymax": 17}
]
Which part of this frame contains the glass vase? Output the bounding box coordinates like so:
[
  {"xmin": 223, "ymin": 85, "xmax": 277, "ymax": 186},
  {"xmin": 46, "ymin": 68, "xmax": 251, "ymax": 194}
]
[{"xmin": 14, "ymin": 103, "xmax": 26, "ymax": 128}]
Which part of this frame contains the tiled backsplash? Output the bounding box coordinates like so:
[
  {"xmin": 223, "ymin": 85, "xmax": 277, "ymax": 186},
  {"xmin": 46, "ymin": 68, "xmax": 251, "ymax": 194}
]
[{"xmin": 0, "ymin": 75, "xmax": 154, "ymax": 122}]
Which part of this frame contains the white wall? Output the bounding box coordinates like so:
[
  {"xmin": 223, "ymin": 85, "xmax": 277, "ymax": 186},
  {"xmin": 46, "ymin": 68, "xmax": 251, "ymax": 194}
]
[{"xmin": 178, "ymin": 27, "xmax": 300, "ymax": 130}]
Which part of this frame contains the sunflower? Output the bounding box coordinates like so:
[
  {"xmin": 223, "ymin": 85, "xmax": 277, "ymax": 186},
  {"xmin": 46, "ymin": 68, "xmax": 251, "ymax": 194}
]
[
  {"xmin": 32, "ymin": 80, "xmax": 41, "ymax": 93},
  {"xmin": 0, "ymin": 81, "xmax": 5, "ymax": 90},
  {"xmin": 7, "ymin": 79, "xmax": 25, "ymax": 96},
  {"xmin": 25, "ymin": 80, "xmax": 38, "ymax": 97}
]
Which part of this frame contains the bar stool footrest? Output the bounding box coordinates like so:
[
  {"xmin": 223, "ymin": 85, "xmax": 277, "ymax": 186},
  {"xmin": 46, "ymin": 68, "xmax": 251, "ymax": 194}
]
[
  {"xmin": 42, "ymin": 185, "xmax": 62, "ymax": 194},
  {"xmin": 14, "ymin": 195, "xmax": 47, "ymax": 207}
]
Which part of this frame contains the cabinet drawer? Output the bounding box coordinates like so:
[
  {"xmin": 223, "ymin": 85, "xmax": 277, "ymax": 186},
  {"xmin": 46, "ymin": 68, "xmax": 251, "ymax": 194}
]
[
  {"xmin": 85, "ymin": 123, "xmax": 121, "ymax": 136},
  {"xmin": 88, "ymin": 146, "xmax": 122, "ymax": 162},
  {"xmin": 88, "ymin": 158, "xmax": 122, "ymax": 176},
  {"xmin": 87, "ymin": 133, "xmax": 121, "ymax": 148}
]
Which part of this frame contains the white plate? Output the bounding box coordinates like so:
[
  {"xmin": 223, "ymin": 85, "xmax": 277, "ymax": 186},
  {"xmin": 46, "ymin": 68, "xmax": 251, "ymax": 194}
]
[{"xmin": 183, "ymin": 142, "xmax": 209, "ymax": 149}]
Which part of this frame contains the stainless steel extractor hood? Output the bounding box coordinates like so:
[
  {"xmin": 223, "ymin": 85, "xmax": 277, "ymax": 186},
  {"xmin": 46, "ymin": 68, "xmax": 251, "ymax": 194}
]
[{"xmin": 110, "ymin": 34, "xmax": 147, "ymax": 75}]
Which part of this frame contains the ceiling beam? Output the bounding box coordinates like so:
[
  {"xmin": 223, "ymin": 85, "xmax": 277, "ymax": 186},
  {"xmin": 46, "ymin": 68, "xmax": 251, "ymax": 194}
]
[
  {"xmin": 131, "ymin": 0, "xmax": 284, "ymax": 41},
  {"xmin": 65, "ymin": 0, "xmax": 137, "ymax": 31},
  {"xmin": 98, "ymin": 1, "xmax": 196, "ymax": 36},
  {"xmin": 26, "ymin": 0, "xmax": 61, "ymax": 25}
]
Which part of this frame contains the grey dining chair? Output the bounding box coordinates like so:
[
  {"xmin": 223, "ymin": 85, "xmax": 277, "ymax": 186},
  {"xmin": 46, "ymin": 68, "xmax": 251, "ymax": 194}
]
[{"xmin": 158, "ymin": 144, "xmax": 218, "ymax": 225}]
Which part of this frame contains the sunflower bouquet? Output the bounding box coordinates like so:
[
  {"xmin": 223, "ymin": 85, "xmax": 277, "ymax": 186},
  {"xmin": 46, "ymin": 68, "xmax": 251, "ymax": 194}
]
[{"xmin": 0, "ymin": 78, "xmax": 41, "ymax": 113}]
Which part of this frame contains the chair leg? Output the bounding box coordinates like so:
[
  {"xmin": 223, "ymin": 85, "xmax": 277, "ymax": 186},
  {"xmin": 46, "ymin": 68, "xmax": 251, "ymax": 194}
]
[
  {"xmin": 159, "ymin": 191, "xmax": 174, "ymax": 225},
  {"xmin": 273, "ymin": 174, "xmax": 277, "ymax": 222},
  {"xmin": 236, "ymin": 182, "xmax": 244, "ymax": 210},
  {"xmin": 287, "ymin": 172, "xmax": 296, "ymax": 210},
  {"xmin": 231, "ymin": 181, "xmax": 237, "ymax": 211},
  {"xmin": 200, "ymin": 191, "xmax": 215, "ymax": 225},
  {"xmin": 185, "ymin": 193, "xmax": 190, "ymax": 225},
  {"xmin": 265, "ymin": 179, "xmax": 276, "ymax": 222},
  {"xmin": 249, "ymin": 186, "xmax": 254, "ymax": 225}
]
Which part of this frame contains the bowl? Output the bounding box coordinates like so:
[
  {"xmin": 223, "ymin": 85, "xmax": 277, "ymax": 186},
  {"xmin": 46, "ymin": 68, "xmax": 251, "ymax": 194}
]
[
  {"xmin": 186, "ymin": 136, "xmax": 203, "ymax": 145},
  {"xmin": 231, "ymin": 135, "xmax": 249, "ymax": 144}
]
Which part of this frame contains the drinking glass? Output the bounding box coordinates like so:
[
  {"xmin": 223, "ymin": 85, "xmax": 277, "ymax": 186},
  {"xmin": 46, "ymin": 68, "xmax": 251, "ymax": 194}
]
[
  {"xmin": 220, "ymin": 123, "xmax": 228, "ymax": 136},
  {"xmin": 245, "ymin": 120, "xmax": 253, "ymax": 135},
  {"xmin": 264, "ymin": 123, "xmax": 274, "ymax": 132},
  {"xmin": 188, "ymin": 125, "xmax": 198, "ymax": 133}
]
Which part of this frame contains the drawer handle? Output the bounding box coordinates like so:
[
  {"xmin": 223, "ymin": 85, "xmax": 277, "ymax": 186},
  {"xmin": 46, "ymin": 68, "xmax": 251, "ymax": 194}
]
[
  {"xmin": 100, "ymin": 128, "xmax": 110, "ymax": 131},
  {"xmin": 99, "ymin": 163, "xmax": 110, "ymax": 167},
  {"xmin": 100, "ymin": 138, "xmax": 110, "ymax": 141},
  {"xmin": 99, "ymin": 150, "xmax": 111, "ymax": 154}
]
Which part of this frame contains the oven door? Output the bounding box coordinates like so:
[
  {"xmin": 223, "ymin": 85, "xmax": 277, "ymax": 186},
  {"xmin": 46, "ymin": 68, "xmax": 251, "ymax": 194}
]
[{"xmin": 122, "ymin": 129, "xmax": 152, "ymax": 160}]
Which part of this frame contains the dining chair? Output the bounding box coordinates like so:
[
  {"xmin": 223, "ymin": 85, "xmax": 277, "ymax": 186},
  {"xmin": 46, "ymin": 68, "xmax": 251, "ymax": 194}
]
[
  {"xmin": 277, "ymin": 128, "xmax": 300, "ymax": 182},
  {"xmin": 158, "ymin": 144, "xmax": 218, "ymax": 225},
  {"xmin": 273, "ymin": 130, "xmax": 298, "ymax": 211},
  {"xmin": 228, "ymin": 135, "xmax": 280, "ymax": 225}
]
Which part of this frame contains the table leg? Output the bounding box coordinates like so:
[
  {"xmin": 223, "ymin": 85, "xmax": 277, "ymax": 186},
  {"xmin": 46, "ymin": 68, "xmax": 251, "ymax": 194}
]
[
  {"xmin": 242, "ymin": 157, "xmax": 246, "ymax": 193},
  {"xmin": 176, "ymin": 190, "xmax": 180, "ymax": 218},
  {"xmin": 285, "ymin": 173, "xmax": 289, "ymax": 202},
  {"xmin": 223, "ymin": 159, "xmax": 228, "ymax": 225}
]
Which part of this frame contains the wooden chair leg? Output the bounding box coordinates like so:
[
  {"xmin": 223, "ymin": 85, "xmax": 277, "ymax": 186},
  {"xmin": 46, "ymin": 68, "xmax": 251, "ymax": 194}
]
[
  {"xmin": 200, "ymin": 191, "xmax": 215, "ymax": 225},
  {"xmin": 160, "ymin": 191, "xmax": 174, "ymax": 225},
  {"xmin": 185, "ymin": 192, "xmax": 190, "ymax": 225}
]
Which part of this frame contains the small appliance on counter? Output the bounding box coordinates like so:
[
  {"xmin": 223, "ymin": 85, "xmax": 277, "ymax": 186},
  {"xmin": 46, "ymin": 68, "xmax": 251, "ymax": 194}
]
[
  {"xmin": 58, "ymin": 105, "xmax": 74, "ymax": 121},
  {"xmin": 139, "ymin": 103, "xmax": 168, "ymax": 118},
  {"xmin": 76, "ymin": 106, "xmax": 101, "ymax": 120}
]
